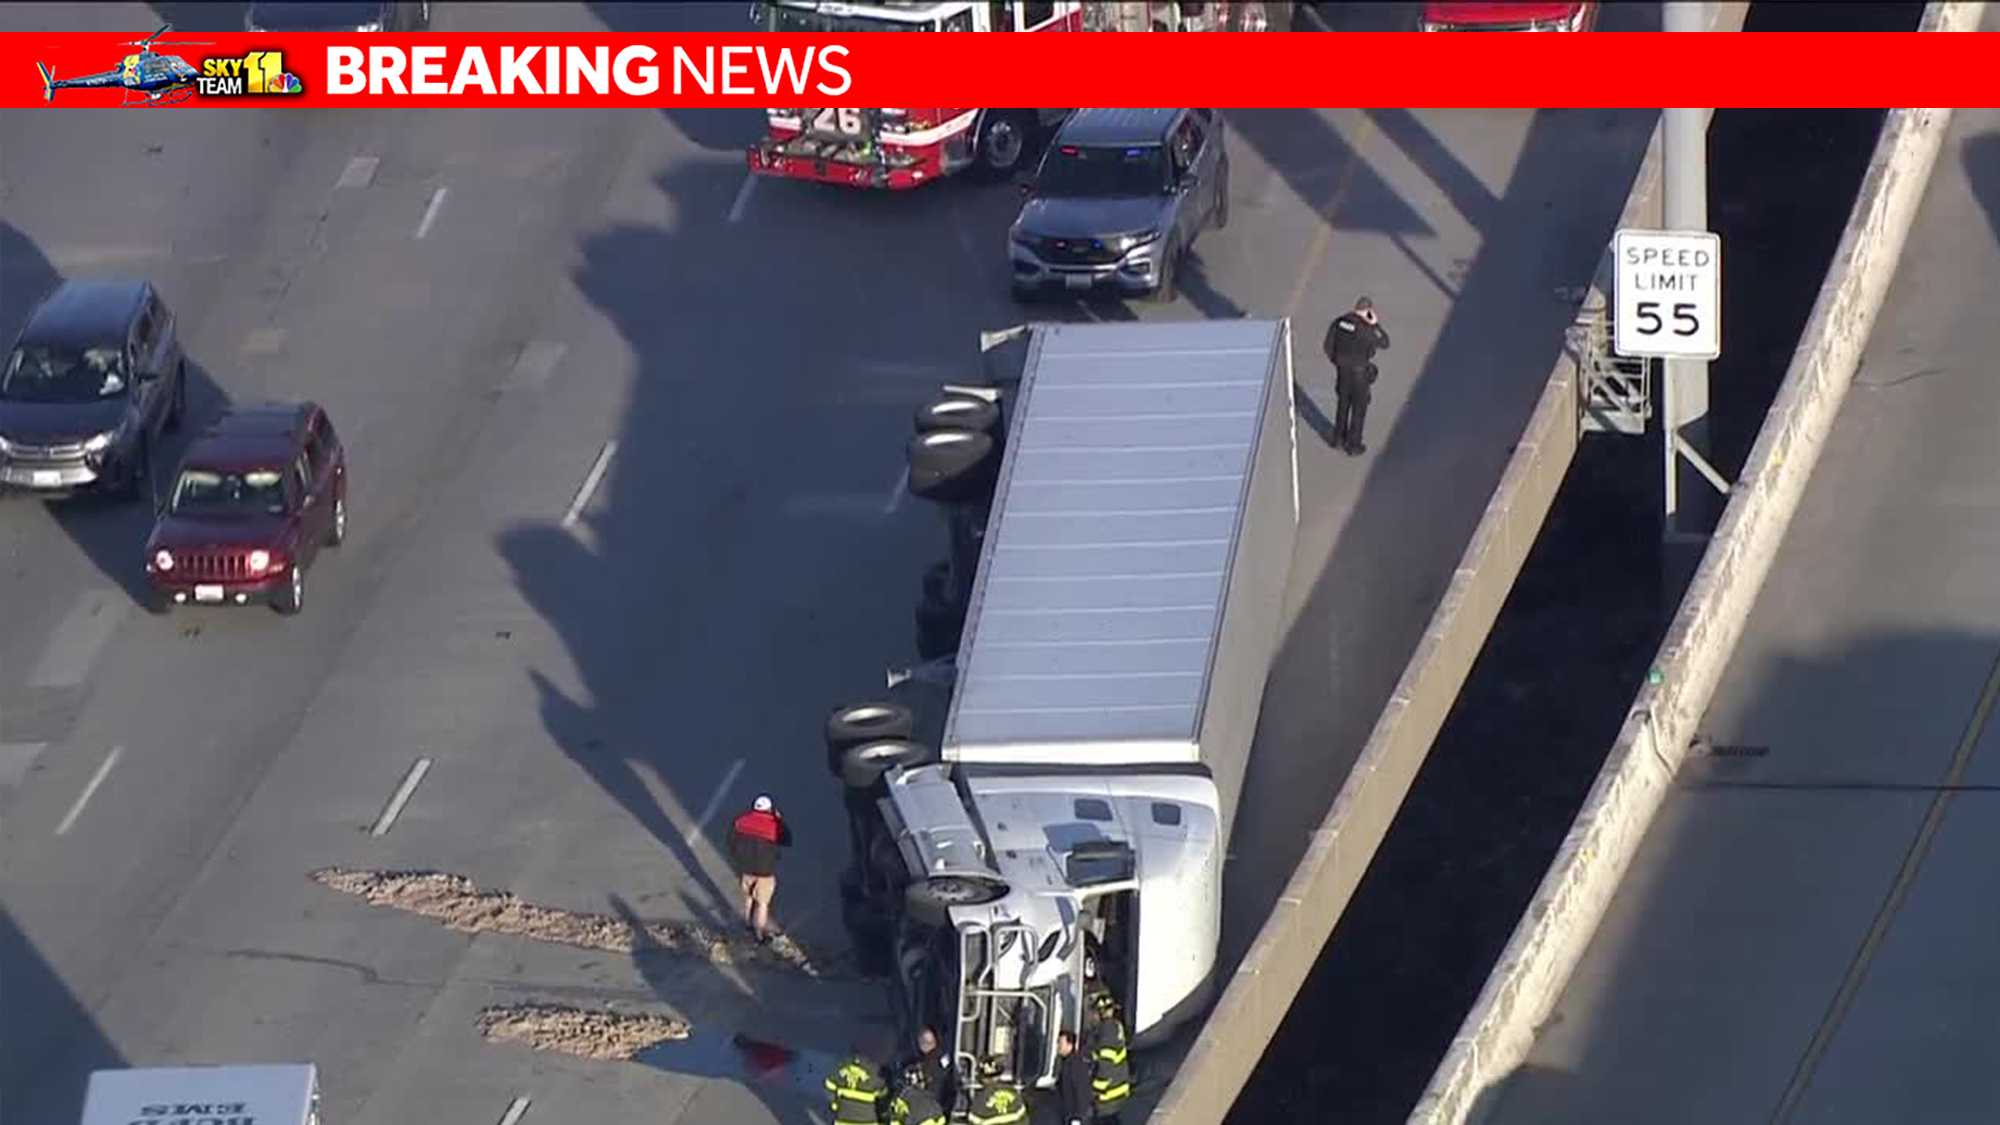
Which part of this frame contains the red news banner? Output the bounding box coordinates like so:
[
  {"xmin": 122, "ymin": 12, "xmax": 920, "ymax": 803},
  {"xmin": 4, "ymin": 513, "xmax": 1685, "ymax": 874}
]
[{"xmin": 1, "ymin": 32, "xmax": 1991, "ymax": 110}]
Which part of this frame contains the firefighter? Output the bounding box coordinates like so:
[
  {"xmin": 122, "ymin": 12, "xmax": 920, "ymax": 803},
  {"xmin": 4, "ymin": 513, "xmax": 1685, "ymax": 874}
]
[
  {"xmin": 825, "ymin": 1044, "xmax": 888, "ymax": 1123},
  {"xmin": 965, "ymin": 1056, "xmax": 1028, "ymax": 1125},
  {"xmin": 885, "ymin": 1064, "xmax": 949, "ymax": 1125},
  {"xmin": 1087, "ymin": 992, "xmax": 1134, "ymax": 1123},
  {"xmin": 1324, "ymin": 296, "xmax": 1392, "ymax": 456}
]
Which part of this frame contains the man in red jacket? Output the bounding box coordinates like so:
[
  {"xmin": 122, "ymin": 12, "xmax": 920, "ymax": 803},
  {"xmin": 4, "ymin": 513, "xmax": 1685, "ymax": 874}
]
[{"xmin": 729, "ymin": 794, "xmax": 792, "ymax": 944}]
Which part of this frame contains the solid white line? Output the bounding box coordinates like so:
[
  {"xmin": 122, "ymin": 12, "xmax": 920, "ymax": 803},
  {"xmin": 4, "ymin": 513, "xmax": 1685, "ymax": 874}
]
[
  {"xmin": 726, "ymin": 173, "xmax": 758, "ymax": 223},
  {"xmin": 881, "ymin": 466, "xmax": 910, "ymax": 516},
  {"xmin": 415, "ymin": 186, "xmax": 449, "ymax": 239},
  {"xmin": 55, "ymin": 745, "xmax": 122, "ymax": 836},
  {"xmin": 686, "ymin": 758, "xmax": 747, "ymax": 845},
  {"xmin": 562, "ymin": 441, "xmax": 617, "ymax": 529},
  {"xmin": 370, "ymin": 757, "xmax": 433, "ymax": 837},
  {"xmin": 497, "ymin": 1097, "xmax": 532, "ymax": 1125}
]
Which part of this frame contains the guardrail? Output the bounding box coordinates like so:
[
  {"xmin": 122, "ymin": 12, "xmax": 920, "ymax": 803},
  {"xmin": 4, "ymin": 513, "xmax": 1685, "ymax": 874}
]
[
  {"xmin": 1409, "ymin": 4, "xmax": 1982, "ymax": 1121},
  {"xmin": 1146, "ymin": 6, "xmax": 1753, "ymax": 1121}
]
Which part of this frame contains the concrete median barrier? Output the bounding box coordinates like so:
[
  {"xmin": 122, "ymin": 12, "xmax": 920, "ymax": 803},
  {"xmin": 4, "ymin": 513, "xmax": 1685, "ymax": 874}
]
[
  {"xmin": 1409, "ymin": 5, "xmax": 1981, "ymax": 1123},
  {"xmin": 1147, "ymin": 8, "xmax": 1756, "ymax": 1122}
]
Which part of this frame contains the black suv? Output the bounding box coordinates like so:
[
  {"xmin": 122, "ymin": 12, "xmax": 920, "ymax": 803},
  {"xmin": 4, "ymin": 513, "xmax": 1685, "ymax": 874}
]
[
  {"xmin": 0, "ymin": 279, "xmax": 188, "ymax": 501},
  {"xmin": 1008, "ymin": 108, "xmax": 1230, "ymax": 303}
]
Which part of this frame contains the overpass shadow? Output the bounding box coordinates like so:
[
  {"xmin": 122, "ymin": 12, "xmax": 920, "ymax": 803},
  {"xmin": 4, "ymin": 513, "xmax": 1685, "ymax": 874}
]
[
  {"xmin": 1961, "ymin": 130, "xmax": 2000, "ymax": 264},
  {"xmin": 1, "ymin": 908, "xmax": 127, "ymax": 1121},
  {"xmin": 1470, "ymin": 628, "xmax": 2000, "ymax": 1125}
]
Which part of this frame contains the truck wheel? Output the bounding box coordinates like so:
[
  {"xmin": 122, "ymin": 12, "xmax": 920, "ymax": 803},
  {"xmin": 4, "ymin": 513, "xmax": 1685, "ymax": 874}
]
[
  {"xmin": 826, "ymin": 702, "xmax": 916, "ymax": 775},
  {"xmin": 907, "ymin": 429, "xmax": 997, "ymax": 505},
  {"xmin": 905, "ymin": 876, "xmax": 1007, "ymax": 929},
  {"xmin": 914, "ymin": 395, "xmax": 1000, "ymax": 438},
  {"xmin": 840, "ymin": 739, "xmax": 934, "ymax": 791},
  {"xmin": 973, "ymin": 111, "xmax": 1031, "ymax": 180}
]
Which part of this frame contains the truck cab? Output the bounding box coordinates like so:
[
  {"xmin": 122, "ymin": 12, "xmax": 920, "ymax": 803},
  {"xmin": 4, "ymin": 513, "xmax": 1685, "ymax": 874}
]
[
  {"xmin": 1418, "ymin": 1, "xmax": 1597, "ymax": 32},
  {"xmin": 866, "ymin": 763, "xmax": 1221, "ymax": 1089}
]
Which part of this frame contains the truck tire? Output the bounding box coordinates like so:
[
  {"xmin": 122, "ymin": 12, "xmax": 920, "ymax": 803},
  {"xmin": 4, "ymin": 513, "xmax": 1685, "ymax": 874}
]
[
  {"xmin": 840, "ymin": 739, "xmax": 934, "ymax": 791},
  {"xmin": 826, "ymin": 702, "xmax": 916, "ymax": 776},
  {"xmin": 908, "ymin": 429, "xmax": 997, "ymax": 505},
  {"xmin": 904, "ymin": 875, "xmax": 1008, "ymax": 930},
  {"xmin": 972, "ymin": 111, "xmax": 1033, "ymax": 180},
  {"xmin": 914, "ymin": 395, "xmax": 1000, "ymax": 438}
]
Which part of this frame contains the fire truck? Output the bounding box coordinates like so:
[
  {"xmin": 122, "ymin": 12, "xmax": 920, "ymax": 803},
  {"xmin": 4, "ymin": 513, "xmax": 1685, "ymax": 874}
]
[{"xmin": 745, "ymin": 1, "xmax": 1290, "ymax": 190}]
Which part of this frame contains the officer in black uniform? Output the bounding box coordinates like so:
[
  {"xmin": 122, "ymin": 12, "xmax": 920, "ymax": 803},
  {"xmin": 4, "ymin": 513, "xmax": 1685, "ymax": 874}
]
[{"xmin": 1324, "ymin": 296, "xmax": 1392, "ymax": 456}]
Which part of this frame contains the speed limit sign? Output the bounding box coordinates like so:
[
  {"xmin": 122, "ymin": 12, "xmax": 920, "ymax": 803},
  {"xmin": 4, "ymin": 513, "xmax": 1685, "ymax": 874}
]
[{"xmin": 1614, "ymin": 229, "xmax": 1721, "ymax": 360}]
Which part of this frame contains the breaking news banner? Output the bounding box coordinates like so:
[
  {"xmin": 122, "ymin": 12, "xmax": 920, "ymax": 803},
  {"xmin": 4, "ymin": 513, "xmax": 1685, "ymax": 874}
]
[{"xmin": 0, "ymin": 32, "xmax": 1980, "ymax": 110}]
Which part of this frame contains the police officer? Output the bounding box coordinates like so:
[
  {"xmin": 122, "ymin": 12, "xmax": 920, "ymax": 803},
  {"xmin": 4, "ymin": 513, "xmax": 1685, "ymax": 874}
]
[
  {"xmin": 1087, "ymin": 992, "xmax": 1133, "ymax": 1124},
  {"xmin": 1324, "ymin": 296, "xmax": 1392, "ymax": 456},
  {"xmin": 884, "ymin": 1063, "xmax": 950, "ymax": 1125},
  {"xmin": 966, "ymin": 1056, "xmax": 1029, "ymax": 1125},
  {"xmin": 825, "ymin": 1044, "xmax": 888, "ymax": 1123}
]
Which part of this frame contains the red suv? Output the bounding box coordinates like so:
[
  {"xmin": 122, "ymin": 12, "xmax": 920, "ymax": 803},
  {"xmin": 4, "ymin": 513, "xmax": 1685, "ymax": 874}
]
[{"xmin": 143, "ymin": 402, "xmax": 347, "ymax": 615}]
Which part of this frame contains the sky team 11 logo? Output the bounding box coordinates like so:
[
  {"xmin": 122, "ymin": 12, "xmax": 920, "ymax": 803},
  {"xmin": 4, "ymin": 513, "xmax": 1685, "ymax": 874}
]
[{"xmin": 198, "ymin": 52, "xmax": 305, "ymax": 97}]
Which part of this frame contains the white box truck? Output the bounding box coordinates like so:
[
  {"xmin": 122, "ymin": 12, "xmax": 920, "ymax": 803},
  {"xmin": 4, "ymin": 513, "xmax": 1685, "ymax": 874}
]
[
  {"xmin": 79, "ymin": 1063, "xmax": 320, "ymax": 1125},
  {"xmin": 830, "ymin": 319, "xmax": 1298, "ymax": 1099}
]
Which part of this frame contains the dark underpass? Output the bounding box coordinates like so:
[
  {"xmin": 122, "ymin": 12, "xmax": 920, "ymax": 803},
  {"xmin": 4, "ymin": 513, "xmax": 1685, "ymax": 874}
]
[{"xmin": 1228, "ymin": 2, "xmax": 1926, "ymax": 1121}]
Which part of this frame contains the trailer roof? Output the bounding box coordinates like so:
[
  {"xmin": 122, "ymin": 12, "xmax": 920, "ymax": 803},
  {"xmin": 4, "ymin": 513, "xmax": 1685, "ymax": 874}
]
[
  {"xmin": 82, "ymin": 1064, "xmax": 318, "ymax": 1125},
  {"xmin": 944, "ymin": 319, "xmax": 1287, "ymax": 755}
]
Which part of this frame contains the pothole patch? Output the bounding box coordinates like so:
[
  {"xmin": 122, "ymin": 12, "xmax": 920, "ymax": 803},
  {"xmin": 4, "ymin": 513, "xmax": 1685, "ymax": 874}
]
[
  {"xmin": 477, "ymin": 1002, "xmax": 690, "ymax": 1061},
  {"xmin": 309, "ymin": 867, "xmax": 830, "ymax": 976}
]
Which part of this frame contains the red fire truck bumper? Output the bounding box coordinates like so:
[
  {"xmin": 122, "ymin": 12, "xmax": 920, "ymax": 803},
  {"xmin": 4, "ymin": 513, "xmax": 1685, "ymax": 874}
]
[{"xmin": 745, "ymin": 141, "xmax": 946, "ymax": 191}]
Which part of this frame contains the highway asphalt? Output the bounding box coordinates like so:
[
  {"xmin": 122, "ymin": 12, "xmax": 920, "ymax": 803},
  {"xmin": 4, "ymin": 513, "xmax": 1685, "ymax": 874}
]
[
  {"xmin": 2, "ymin": 3, "xmax": 1653, "ymax": 1121},
  {"xmin": 1485, "ymin": 101, "xmax": 2000, "ymax": 1124}
]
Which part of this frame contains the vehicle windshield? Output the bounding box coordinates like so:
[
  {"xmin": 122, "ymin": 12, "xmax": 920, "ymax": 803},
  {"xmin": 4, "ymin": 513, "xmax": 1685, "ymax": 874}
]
[
  {"xmin": 766, "ymin": 6, "xmax": 931, "ymax": 32},
  {"xmin": 0, "ymin": 345, "xmax": 128, "ymax": 404},
  {"xmin": 1035, "ymin": 146, "xmax": 1169, "ymax": 199},
  {"xmin": 169, "ymin": 468, "xmax": 290, "ymax": 518}
]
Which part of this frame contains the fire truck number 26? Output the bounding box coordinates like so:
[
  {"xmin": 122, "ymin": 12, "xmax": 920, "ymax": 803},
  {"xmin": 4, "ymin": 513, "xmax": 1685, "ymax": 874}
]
[{"xmin": 812, "ymin": 107, "xmax": 867, "ymax": 135}]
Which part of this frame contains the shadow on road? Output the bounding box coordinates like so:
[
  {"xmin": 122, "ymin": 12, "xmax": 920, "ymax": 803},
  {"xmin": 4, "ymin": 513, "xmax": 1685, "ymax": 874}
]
[
  {"xmin": 586, "ymin": 1, "xmax": 768, "ymax": 151},
  {"xmin": 0, "ymin": 222, "xmax": 234, "ymax": 608},
  {"xmin": 0, "ymin": 909, "xmax": 126, "ymax": 1122},
  {"xmin": 1961, "ymin": 130, "xmax": 2000, "ymax": 293}
]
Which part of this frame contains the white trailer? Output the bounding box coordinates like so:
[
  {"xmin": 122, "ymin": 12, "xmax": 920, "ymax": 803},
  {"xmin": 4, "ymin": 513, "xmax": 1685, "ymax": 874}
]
[
  {"xmin": 80, "ymin": 1063, "xmax": 321, "ymax": 1125},
  {"xmin": 835, "ymin": 319, "xmax": 1298, "ymax": 1099}
]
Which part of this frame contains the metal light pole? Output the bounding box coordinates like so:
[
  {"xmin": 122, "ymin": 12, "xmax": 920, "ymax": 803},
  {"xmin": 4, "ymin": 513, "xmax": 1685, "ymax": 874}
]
[{"xmin": 1661, "ymin": 1, "xmax": 1719, "ymax": 594}]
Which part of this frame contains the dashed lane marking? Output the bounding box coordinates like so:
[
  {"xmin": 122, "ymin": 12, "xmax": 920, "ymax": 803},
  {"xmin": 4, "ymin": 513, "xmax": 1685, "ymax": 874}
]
[
  {"xmin": 30, "ymin": 590, "xmax": 128, "ymax": 689},
  {"xmin": 497, "ymin": 1096, "xmax": 532, "ymax": 1125},
  {"xmin": 727, "ymin": 172, "xmax": 759, "ymax": 223},
  {"xmin": 337, "ymin": 155, "xmax": 380, "ymax": 190},
  {"xmin": 562, "ymin": 442, "xmax": 617, "ymax": 530},
  {"xmin": 55, "ymin": 744, "xmax": 121, "ymax": 837},
  {"xmin": 505, "ymin": 341, "xmax": 568, "ymax": 393},
  {"xmin": 685, "ymin": 758, "xmax": 747, "ymax": 846},
  {"xmin": 415, "ymin": 186, "xmax": 450, "ymax": 239},
  {"xmin": 370, "ymin": 757, "xmax": 433, "ymax": 837}
]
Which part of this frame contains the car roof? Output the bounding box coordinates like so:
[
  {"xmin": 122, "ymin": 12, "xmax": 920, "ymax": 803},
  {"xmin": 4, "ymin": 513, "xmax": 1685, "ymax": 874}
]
[
  {"xmin": 181, "ymin": 403, "xmax": 317, "ymax": 472},
  {"xmin": 17, "ymin": 279, "xmax": 150, "ymax": 347},
  {"xmin": 1057, "ymin": 108, "xmax": 1184, "ymax": 147}
]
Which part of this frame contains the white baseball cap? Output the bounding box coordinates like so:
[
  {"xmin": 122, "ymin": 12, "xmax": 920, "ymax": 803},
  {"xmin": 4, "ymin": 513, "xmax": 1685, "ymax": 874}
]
[{"xmin": 753, "ymin": 794, "xmax": 774, "ymax": 812}]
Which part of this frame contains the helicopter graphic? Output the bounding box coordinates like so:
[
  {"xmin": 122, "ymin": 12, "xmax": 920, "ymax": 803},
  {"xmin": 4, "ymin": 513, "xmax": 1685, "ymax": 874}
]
[{"xmin": 35, "ymin": 24, "xmax": 213, "ymax": 106}]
